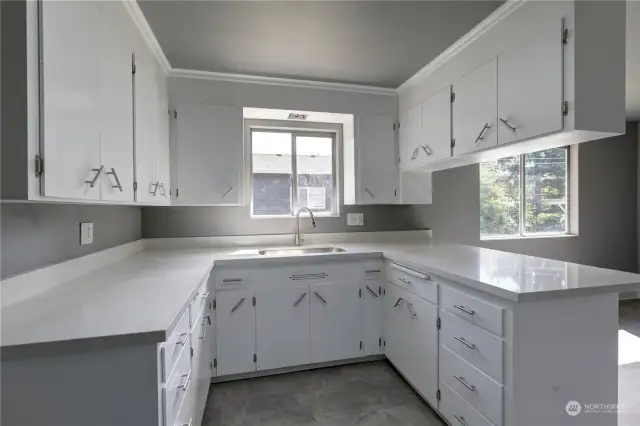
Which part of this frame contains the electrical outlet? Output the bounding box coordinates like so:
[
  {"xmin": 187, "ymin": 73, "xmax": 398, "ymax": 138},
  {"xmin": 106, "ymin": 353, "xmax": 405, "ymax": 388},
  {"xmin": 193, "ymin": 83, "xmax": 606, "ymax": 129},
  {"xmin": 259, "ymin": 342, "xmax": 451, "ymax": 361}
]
[
  {"xmin": 80, "ymin": 222, "xmax": 94, "ymax": 245},
  {"xmin": 347, "ymin": 213, "xmax": 364, "ymax": 226}
]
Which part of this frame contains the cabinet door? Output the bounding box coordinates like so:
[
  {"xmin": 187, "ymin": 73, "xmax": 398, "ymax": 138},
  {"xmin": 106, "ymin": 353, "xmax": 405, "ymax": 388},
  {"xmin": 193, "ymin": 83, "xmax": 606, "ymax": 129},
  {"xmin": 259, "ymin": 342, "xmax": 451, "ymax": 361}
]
[
  {"xmin": 498, "ymin": 20, "xmax": 563, "ymax": 145},
  {"xmin": 356, "ymin": 115, "xmax": 398, "ymax": 204},
  {"xmin": 194, "ymin": 309, "xmax": 213, "ymax": 425},
  {"xmin": 98, "ymin": 1, "xmax": 134, "ymax": 202},
  {"xmin": 405, "ymin": 295, "xmax": 439, "ymax": 407},
  {"xmin": 41, "ymin": 0, "xmax": 101, "ymax": 200},
  {"xmin": 256, "ymin": 285, "xmax": 311, "ymax": 371},
  {"xmin": 384, "ymin": 284, "xmax": 410, "ymax": 373},
  {"xmin": 310, "ymin": 282, "xmax": 362, "ymax": 363},
  {"xmin": 155, "ymin": 73, "xmax": 171, "ymax": 205},
  {"xmin": 419, "ymin": 86, "xmax": 452, "ymax": 165},
  {"xmin": 216, "ymin": 289, "xmax": 255, "ymax": 376},
  {"xmin": 399, "ymin": 103, "xmax": 422, "ymax": 169},
  {"xmin": 175, "ymin": 104, "xmax": 243, "ymax": 205},
  {"xmin": 453, "ymin": 59, "xmax": 498, "ymax": 156},
  {"xmin": 362, "ymin": 281, "xmax": 383, "ymax": 356}
]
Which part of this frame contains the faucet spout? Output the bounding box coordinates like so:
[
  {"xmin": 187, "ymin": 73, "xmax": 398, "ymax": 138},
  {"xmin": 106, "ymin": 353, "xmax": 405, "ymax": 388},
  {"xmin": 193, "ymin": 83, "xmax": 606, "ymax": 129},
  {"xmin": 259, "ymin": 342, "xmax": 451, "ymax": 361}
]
[{"xmin": 295, "ymin": 207, "xmax": 316, "ymax": 246}]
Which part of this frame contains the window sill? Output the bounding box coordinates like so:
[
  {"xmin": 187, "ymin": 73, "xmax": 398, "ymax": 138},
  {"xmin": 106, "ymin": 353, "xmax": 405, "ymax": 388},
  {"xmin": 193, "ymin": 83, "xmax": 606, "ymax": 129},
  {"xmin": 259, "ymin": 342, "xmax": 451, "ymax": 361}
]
[
  {"xmin": 250, "ymin": 214, "xmax": 340, "ymax": 220},
  {"xmin": 480, "ymin": 233, "xmax": 578, "ymax": 242}
]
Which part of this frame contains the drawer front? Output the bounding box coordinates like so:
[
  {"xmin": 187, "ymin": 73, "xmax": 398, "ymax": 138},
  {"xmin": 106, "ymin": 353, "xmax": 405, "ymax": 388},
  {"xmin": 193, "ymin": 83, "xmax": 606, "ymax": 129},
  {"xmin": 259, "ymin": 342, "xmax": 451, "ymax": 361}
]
[
  {"xmin": 441, "ymin": 345, "xmax": 503, "ymax": 426},
  {"xmin": 174, "ymin": 381, "xmax": 195, "ymax": 426},
  {"xmin": 386, "ymin": 263, "xmax": 437, "ymax": 304},
  {"xmin": 190, "ymin": 280, "xmax": 210, "ymax": 327},
  {"xmin": 440, "ymin": 310, "xmax": 504, "ymax": 383},
  {"xmin": 441, "ymin": 287, "xmax": 503, "ymax": 336},
  {"xmin": 161, "ymin": 308, "xmax": 191, "ymax": 382},
  {"xmin": 163, "ymin": 337, "xmax": 192, "ymax": 426},
  {"xmin": 440, "ymin": 382, "xmax": 496, "ymax": 426}
]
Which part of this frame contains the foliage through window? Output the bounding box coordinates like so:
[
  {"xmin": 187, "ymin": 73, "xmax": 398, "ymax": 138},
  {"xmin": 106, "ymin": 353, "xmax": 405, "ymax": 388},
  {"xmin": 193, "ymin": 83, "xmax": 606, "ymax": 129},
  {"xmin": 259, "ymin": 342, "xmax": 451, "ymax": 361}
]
[
  {"xmin": 480, "ymin": 147, "xmax": 568, "ymax": 238},
  {"xmin": 251, "ymin": 130, "xmax": 336, "ymax": 217}
]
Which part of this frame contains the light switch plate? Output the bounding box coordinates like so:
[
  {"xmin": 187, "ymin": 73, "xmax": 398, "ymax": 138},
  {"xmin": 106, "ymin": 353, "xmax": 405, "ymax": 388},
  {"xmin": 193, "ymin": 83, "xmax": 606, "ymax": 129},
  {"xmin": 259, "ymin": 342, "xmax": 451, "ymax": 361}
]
[
  {"xmin": 80, "ymin": 222, "xmax": 94, "ymax": 245},
  {"xmin": 347, "ymin": 213, "xmax": 364, "ymax": 226}
]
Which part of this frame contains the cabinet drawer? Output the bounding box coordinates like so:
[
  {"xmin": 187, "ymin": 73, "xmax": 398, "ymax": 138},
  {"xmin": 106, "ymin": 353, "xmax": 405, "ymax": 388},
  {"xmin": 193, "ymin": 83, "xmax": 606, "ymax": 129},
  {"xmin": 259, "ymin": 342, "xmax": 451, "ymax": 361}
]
[
  {"xmin": 190, "ymin": 280, "xmax": 210, "ymax": 327},
  {"xmin": 441, "ymin": 345, "xmax": 503, "ymax": 426},
  {"xmin": 441, "ymin": 287, "xmax": 503, "ymax": 336},
  {"xmin": 387, "ymin": 263, "xmax": 437, "ymax": 304},
  {"xmin": 174, "ymin": 381, "xmax": 195, "ymax": 426},
  {"xmin": 440, "ymin": 310, "xmax": 504, "ymax": 383},
  {"xmin": 440, "ymin": 382, "xmax": 496, "ymax": 426},
  {"xmin": 161, "ymin": 308, "xmax": 191, "ymax": 382},
  {"xmin": 163, "ymin": 338, "xmax": 192, "ymax": 426}
]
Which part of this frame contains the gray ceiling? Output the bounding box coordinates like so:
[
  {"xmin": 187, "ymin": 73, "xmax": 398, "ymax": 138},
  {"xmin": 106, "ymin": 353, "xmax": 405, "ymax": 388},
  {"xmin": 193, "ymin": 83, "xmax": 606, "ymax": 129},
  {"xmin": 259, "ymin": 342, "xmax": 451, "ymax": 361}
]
[{"xmin": 138, "ymin": 0, "xmax": 503, "ymax": 88}]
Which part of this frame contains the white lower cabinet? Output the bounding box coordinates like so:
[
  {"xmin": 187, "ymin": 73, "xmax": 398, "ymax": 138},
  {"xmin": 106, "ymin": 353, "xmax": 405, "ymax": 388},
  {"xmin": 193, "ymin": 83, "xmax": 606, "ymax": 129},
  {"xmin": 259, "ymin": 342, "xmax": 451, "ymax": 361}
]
[
  {"xmin": 361, "ymin": 279, "xmax": 383, "ymax": 356},
  {"xmin": 216, "ymin": 289, "xmax": 256, "ymax": 376},
  {"xmin": 256, "ymin": 285, "xmax": 311, "ymax": 370}
]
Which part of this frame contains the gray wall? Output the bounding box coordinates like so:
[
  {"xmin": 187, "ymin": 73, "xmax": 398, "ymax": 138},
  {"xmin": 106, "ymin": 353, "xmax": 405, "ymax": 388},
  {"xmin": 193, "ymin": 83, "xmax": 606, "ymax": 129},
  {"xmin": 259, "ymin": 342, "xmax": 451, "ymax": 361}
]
[
  {"xmin": 142, "ymin": 204, "xmax": 420, "ymax": 238},
  {"xmin": 408, "ymin": 122, "xmax": 639, "ymax": 273},
  {"xmin": 1, "ymin": 204, "xmax": 142, "ymax": 279}
]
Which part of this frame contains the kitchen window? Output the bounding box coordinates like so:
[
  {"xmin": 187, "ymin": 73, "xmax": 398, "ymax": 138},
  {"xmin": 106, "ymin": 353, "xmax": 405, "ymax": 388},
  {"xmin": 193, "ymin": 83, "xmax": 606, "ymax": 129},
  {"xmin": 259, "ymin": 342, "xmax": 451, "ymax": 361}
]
[
  {"xmin": 480, "ymin": 147, "xmax": 569, "ymax": 238},
  {"xmin": 250, "ymin": 129, "xmax": 337, "ymax": 217}
]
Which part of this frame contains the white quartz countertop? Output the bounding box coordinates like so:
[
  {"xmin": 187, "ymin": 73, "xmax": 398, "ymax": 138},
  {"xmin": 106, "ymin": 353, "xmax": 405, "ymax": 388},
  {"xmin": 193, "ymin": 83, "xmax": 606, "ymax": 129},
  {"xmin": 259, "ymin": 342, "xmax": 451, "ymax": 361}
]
[{"xmin": 3, "ymin": 236, "xmax": 640, "ymax": 355}]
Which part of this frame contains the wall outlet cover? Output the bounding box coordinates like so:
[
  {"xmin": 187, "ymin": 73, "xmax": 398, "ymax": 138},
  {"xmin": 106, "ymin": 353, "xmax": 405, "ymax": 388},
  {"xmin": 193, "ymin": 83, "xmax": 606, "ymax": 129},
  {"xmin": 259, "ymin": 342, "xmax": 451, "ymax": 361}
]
[
  {"xmin": 347, "ymin": 213, "xmax": 364, "ymax": 226},
  {"xmin": 80, "ymin": 222, "xmax": 94, "ymax": 245}
]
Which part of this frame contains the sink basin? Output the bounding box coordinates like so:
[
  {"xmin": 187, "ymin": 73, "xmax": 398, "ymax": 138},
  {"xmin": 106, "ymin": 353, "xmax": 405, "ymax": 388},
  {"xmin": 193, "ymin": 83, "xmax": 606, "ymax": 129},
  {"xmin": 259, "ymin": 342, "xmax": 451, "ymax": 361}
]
[{"xmin": 258, "ymin": 247, "xmax": 347, "ymax": 256}]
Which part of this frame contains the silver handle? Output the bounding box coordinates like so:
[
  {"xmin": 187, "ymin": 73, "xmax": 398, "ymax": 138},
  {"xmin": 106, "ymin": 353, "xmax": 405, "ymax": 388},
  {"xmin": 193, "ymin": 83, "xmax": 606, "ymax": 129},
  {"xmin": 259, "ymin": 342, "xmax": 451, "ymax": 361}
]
[
  {"xmin": 365, "ymin": 269, "xmax": 381, "ymax": 274},
  {"xmin": 421, "ymin": 145, "xmax": 433, "ymax": 156},
  {"xmin": 397, "ymin": 277, "xmax": 412, "ymax": 285},
  {"xmin": 454, "ymin": 415, "xmax": 468, "ymax": 426},
  {"xmin": 231, "ymin": 297, "xmax": 246, "ymax": 313},
  {"xmin": 181, "ymin": 419, "xmax": 193, "ymax": 426},
  {"xmin": 411, "ymin": 147, "xmax": 419, "ymax": 160},
  {"xmin": 222, "ymin": 278, "xmax": 242, "ymax": 283},
  {"xmin": 175, "ymin": 332, "xmax": 188, "ymax": 346},
  {"xmin": 365, "ymin": 286, "xmax": 379, "ymax": 298},
  {"xmin": 453, "ymin": 304, "xmax": 475, "ymax": 315},
  {"xmin": 293, "ymin": 292, "xmax": 307, "ymax": 307},
  {"xmin": 407, "ymin": 302, "xmax": 417, "ymax": 319},
  {"xmin": 474, "ymin": 123, "xmax": 491, "ymax": 144},
  {"xmin": 221, "ymin": 186, "xmax": 234, "ymax": 199},
  {"xmin": 84, "ymin": 166, "xmax": 104, "ymax": 188},
  {"xmin": 151, "ymin": 182, "xmax": 160, "ymax": 196},
  {"xmin": 500, "ymin": 117, "xmax": 517, "ymax": 132},
  {"xmin": 393, "ymin": 297, "xmax": 404, "ymax": 308},
  {"xmin": 390, "ymin": 263, "xmax": 430, "ymax": 281},
  {"xmin": 365, "ymin": 188, "xmax": 375, "ymax": 199},
  {"xmin": 159, "ymin": 183, "xmax": 167, "ymax": 196},
  {"xmin": 454, "ymin": 375, "xmax": 476, "ymax": 391},
  {"xmin": 178, "ymin": 370, "xmax": 192, "ymax": 392},
  {"xmin": 314, "ymin": 292, "xmax": 328, "ymax": 304},
  {"xmin": 201, "ymin": 291, "xmax": 210, "ymax": 300},
  {"xmin": 454, "ymin": 336, "xmax": 476, "ymax": 349},
  {"xmin": 106, "ymin": 168, "xmax": 123, "ymax": 192},
  {"xmin": 200, "ymin": 315, "xmax": 211, "ymax": 342}
]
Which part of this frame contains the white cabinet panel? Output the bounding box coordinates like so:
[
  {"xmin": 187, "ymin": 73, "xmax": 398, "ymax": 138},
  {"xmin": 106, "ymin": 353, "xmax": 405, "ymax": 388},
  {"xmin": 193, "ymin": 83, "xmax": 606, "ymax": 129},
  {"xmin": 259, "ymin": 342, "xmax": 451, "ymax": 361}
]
[
  {"xmin": 310, "ymin": 282, "xmax": 361, "ymax": 363},
  {"xmin": 498, "ymin": 19, "xmax": 563, "ymax": 145},
  {"xmin": 419, "ymin": 86, "xmax": 452, "ymax": 165},
  {"xmin": 216, "ymin": 289, "xmax": 255, "ymax": 376},
  {"xmin": 400, "ymin": 170, "xmax": 432, "ymax": 205},
  {"xmin": 256, "ymin": 285, "xmax": 311, "ymax": 371},
  {"xmin": 361, "ymin": 282, "xmax": 383, "ymax": 356},
  {"xmin": 355, "ymin": 115, "xmax": 398, "ymax": 204},
  {"xmin": 453, "ymin": 59, "xmax": 498, "ymax": 156},
  {"xmin": 399, "ymin": 103, "xmax": 422, "ymax": 169},
  {"xmin": 383, "ymin": 284, "xmax": 407, "ymax": 369},
  {"xmin": 175, "ymin": 104, "xmax": 243, "ymax": 205}
]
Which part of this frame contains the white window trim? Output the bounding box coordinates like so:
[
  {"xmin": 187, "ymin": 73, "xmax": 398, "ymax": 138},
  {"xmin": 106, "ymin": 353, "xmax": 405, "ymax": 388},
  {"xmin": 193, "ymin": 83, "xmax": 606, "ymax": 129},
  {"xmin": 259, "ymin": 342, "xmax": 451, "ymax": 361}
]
[
  {"xmin": 244, "ymin": 119, "xmax": 342, "ymax": 219},
  {"xmin": 480, "ymin": 145, "xmax": 578, "ymax": 241}
]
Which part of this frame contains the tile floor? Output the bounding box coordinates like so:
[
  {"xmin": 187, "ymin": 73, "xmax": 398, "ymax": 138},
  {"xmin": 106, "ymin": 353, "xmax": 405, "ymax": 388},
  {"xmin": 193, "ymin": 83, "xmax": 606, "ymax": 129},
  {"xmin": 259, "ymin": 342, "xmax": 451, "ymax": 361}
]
[{"xmin": 204, "ymin": 300, "xmax": 640, "ymax": 426}]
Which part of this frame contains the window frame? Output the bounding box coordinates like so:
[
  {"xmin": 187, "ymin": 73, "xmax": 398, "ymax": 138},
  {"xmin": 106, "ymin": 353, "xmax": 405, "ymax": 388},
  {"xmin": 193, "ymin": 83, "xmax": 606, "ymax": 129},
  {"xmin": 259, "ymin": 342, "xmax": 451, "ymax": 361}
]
[
  {"xmin": 481, "ymin": 146, "xmax": 571, "ymax": 240},
  {"xmin": 247, "ymin": 124, "xmax": 339, "ymax": 218}
]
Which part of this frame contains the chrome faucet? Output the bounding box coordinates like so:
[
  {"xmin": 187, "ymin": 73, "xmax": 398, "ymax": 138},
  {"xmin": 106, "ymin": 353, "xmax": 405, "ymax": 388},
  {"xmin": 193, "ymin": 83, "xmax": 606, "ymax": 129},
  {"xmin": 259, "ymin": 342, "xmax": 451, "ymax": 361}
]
[{"xmin": 295, "ymin": 207, "xmax": 316, "ymax": 246}]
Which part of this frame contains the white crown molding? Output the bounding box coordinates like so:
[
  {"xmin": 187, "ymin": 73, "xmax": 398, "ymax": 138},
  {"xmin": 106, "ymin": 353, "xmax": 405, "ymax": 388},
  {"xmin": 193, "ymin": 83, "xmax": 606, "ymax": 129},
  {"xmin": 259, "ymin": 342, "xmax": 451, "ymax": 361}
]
[
  {"xmin": 396, "ymin": 0, "xmax": 526, "ymax": 94},
  {"xmin": 122, "ymin": 0, "xmax": 172, "ymax": 74},
  {"xmin": 169, "ymin": 68, "xmax": 398, "ymax": 96}
]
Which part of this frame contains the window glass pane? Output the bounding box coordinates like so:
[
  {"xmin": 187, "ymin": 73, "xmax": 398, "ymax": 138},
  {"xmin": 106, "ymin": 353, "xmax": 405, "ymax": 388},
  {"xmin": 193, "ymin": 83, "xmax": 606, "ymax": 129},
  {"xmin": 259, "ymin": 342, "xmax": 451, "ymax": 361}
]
[
  {"xmin": 480, "ymin": 156, "xmax": 520, "ymax": 237},
  {"xmin": 524, "ymin": 148, "xmax": 567, "ymax": 233},
  {"xmin": 252, "ymin": 132, "xmax": 292, "ymax": 216},
  {"xmin": 295, "ymin": 135, "xmax": 334, "ymax": 214}
]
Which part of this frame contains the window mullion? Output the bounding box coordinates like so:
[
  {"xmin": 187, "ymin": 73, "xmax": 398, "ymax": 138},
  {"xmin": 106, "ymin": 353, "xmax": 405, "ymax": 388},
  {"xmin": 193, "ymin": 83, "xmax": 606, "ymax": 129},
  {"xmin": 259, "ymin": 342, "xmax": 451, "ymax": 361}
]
[
  {"xmin": 291, "ymin": 134, "xmax": 298, "ymax": 216},
  {"xmin": 519, "ymin": 154, "xmax": 526, "ymax": 236}
]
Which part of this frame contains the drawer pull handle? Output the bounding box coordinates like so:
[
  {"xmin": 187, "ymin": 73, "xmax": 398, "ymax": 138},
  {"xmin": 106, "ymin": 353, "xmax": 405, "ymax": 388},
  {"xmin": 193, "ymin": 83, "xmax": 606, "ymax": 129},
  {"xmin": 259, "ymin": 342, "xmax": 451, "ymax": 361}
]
[
  {"xmin": 106, "ymin": 168, "xmax": 123, "ymax": 192},
  {"xmin": 453, "ymin": 304, "xmax": 475, "ymax": 315},
  {"xmin": 406, "ymin": 302, "xmax": 417, "ymax": 319},
  {"xmin": 366, "ymin": 286, "xmax": 379, "ymax": 298},
  {"xmin": 393, "ymin": 297, "xmax": 404, "ymax": 308},
  {"xmin": 293, "ymin": 292, "xmax": 307, "ymax": 307},
  {"xmin": 175, "ymin": 332, "xmax": 188, "ymax": 346},
  {"xmin": 390, "ymin": 263, "xmax": 430, "ymax": 280},
  {"xmin": 221, "ymin": 185, "xmax": 234, "ymax": 199},
  {"xmin": 231, "ymin": 297, "xmax": 246, "ymax": 313},
  {"xmin": 200, "ymin": 315, "xmax": 212, "ymax": 342},
  {"xmin": 454, "ymin": 375, "xmax": 476, "ymax": 391},
  {"xmin": 314, "ymin": 292, "xmax": 328, "ymax": 305},
  {"xmin": 365, "ymin": 269, "xmax": 381, "ymax": 274},
  {"xmin": 397, "ymin": 277, "xmax": 412, "ymax": 285},
  {"xmin": 454, "ymin": 415, "xmax": 468, "ymax": 426},
  {"xmin": 222, "ymin": 278, "xmax": 242, "ymax": 283},
  {"xmin": 84, "ymin": 165, "xmax": 104, "ymax": 188},
  {"xmin": 474, "ymin": 123, "xmax": 491, "ymax": 144},
  {"xmin": 178, "ymin": 370, "xmax": 192, "ymax": 392},
  {"xmin": 454, "ymin": 336, "xmax": 476, "ymax": 350},
  {"xmin": 200, "ymin": 291, "xmax": 210, "ymax": 300}
]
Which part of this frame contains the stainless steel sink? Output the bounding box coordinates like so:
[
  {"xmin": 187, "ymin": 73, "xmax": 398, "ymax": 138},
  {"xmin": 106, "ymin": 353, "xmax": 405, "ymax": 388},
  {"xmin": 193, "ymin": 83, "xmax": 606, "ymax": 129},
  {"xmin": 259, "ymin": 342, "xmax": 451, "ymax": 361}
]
[{"xmin": 258, "ymin": 247, "xmax": 347, "ymax": 256}]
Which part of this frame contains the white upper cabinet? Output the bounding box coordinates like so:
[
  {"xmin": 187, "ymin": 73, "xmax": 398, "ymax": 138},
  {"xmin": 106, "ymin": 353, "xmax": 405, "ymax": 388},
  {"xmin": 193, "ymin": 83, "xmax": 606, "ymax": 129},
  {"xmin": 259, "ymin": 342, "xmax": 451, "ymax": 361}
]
[
  {"xmin": 497, "ymin": 19, "xmax": 563, "ymax": 146},
  {"xmin": 174, "ymin": 104, "xmax": 244, "ymax": 205},
  {"xmin": 419, "ymin": 86, "xmax": 452, "ymax": 165},
  {"xmin": 399, "ymin": 103, "xmax": 422, "ymax": 169},
  {"xmin": 354, "ymin": 115, "xmax": 398, "ymax": 204},
  {"xmin": 452, "ymin": 59, "xmax": 498, "ymax": 156}
]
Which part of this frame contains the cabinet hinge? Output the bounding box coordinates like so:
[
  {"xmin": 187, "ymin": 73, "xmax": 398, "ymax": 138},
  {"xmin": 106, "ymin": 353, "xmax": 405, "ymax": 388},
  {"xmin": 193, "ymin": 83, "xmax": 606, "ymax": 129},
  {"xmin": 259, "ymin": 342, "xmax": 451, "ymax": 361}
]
[
  {"xmin": 214, "ymin": 358, "xmax": 217, "ymax": 368},
  {"xmin": 378, "ymin": 337, "xmax": 382, "ymax": 347},
  {"xmin": 213, "ymin": 299, "xmax": 216, "ymax": 310},
  {"xmin": 562, "ymin": 101, "xmax": 569, "ymax": 116},
  {"xmin": 35, "ymin": 154, "xmax": 44, "ymax": 177},
  {"xmin": 190, "ymin": 347, "xmax": 194, "ymax": 357},
  {"xmin": 394, "ymin": 189, "xmax": 397, "ymax": 197},
  {"xmin": 132, "ymin": 63, "xmax": 136, "ymax": 74},
  {"xmin": 383, "ymin": 340, "xmax": 386, "ymax": 347},
  {"xmin": 210, "ymin": 362, "xmax": 213, "ymax": 370},
  {"xmin": 378, "ymin": 286, "xmax": 382, "ymax": 295},
  {"xmin": 133, "ymin": 181, "xmax": 138, "ymax": 192},
  {"xmin": 437, "ymin": 317, "xmax": 441, "ymax": 330},
  {"xmin": 437, "ymin": 389, "xmax": 441, "ymax": 401},
  {"xmin": 176, "ymin": 188, "xmax": 179, "ymax": 198},
  {"xmin": 393, "ymin": 122, "xmax": 400, "ymax": 131},
  {"xmin": 360, "ymin": 341, "xmax": 363, "ymax": 350},
  {"xmin": 562, "ymin": 28, "xmax": 569, "ymax": 45},
  {"xmin": 451, "ymin": 139, "xmax": 456, "ymax": 149},
  {"xmin": 253, "ymin": 296, "xmax": 256, "ymax": 306},
  {"xmin": 359, "ymin": 288, "xmax": 362, "ymax": 298},
  {"xmin": 451, "ymin": 92, "xmax": 456, "ymax": 103},
  {"xmin": 173, "ymin": 110, "xmax": 177, "ymax": 119},
  {"xmin": 253, "ymin": 353, "xmax": 257, "ymax": 363}
]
